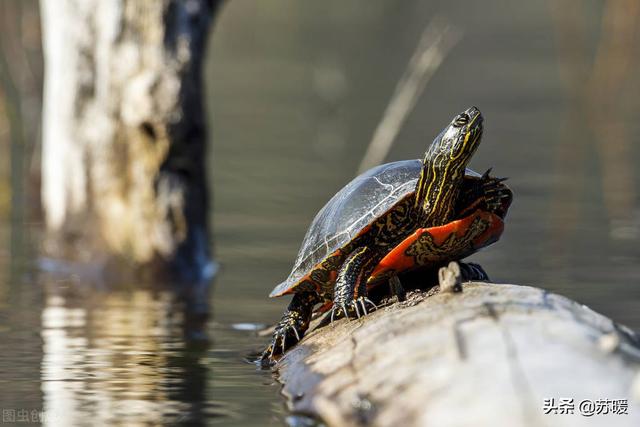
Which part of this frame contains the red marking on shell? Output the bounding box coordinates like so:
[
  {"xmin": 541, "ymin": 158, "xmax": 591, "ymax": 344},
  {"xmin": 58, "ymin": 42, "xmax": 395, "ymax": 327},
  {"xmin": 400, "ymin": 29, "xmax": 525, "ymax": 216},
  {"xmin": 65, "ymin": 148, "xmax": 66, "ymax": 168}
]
[{"xmin": 369, "ymin": 209, "xmax": 504, "ymax": 283}]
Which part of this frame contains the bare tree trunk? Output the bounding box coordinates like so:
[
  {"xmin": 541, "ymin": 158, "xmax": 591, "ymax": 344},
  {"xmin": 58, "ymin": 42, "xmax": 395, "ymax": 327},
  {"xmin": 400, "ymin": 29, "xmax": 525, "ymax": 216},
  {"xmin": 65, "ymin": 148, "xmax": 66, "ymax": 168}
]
[{"xmin": 39, "ymin": 0, "xmax": 219, "ymax": 282}]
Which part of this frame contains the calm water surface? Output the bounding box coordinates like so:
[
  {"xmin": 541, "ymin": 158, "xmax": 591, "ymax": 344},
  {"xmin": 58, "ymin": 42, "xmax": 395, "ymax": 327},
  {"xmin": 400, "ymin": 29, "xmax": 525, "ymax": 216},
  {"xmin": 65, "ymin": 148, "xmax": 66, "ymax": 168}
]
[{"xmin": 1, "ymin": 1, "xmax": 639, "ymax": 425}]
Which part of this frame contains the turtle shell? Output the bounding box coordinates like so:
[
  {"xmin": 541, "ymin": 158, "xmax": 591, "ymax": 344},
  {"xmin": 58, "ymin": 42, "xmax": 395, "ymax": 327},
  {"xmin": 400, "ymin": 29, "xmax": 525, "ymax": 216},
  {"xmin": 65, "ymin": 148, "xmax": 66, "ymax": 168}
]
[{"xmin": 270, "ymin": 159, "xmax": 480, "ymax": 297}]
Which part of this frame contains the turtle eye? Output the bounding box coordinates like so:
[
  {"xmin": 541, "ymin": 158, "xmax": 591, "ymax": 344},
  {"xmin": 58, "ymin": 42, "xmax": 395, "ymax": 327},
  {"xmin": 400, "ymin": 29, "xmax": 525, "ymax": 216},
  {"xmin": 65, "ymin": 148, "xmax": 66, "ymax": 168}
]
[{"xmin": 453, "ymin": 113, "xmax": 470, "ymax": 127}]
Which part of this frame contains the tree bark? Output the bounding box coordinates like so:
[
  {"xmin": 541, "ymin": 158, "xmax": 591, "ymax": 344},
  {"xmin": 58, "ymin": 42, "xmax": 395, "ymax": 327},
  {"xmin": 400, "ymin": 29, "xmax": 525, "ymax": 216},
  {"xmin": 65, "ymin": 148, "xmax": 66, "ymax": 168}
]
[
  {"xmin": 275, "ymin": 282, "xmax": 640, "ymax": 427},
  {"xmin": 40, "ymin": 0, "xmax": 219, "ymax": 282}
]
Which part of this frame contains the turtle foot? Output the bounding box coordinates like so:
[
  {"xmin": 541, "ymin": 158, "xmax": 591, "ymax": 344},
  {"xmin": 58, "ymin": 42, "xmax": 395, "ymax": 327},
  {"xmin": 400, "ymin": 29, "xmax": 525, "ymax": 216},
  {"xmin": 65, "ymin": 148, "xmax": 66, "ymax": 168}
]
[
  {"xmin": 261, "ymin": 320, "xmax": 303, "ymax": 363},
  {"xmin": 261, "ymin": 301, "xmax": 313, "ymax": 363},
  {"xmin": 330, "ymin": 297, "xmax": 378, "ymax": 322}
]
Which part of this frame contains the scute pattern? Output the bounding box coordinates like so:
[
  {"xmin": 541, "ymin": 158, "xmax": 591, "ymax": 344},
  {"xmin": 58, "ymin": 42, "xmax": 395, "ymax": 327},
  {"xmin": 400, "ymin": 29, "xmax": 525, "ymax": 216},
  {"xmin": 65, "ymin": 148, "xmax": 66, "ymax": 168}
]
[{"xmin": 270, "ymin": 160, "xmax": 422, "ymax": 296}]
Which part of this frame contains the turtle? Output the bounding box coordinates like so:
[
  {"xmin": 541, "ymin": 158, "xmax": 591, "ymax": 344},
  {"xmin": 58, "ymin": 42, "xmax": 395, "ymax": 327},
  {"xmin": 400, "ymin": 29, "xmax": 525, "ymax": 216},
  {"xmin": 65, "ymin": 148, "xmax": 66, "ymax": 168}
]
[{"xmin": 262, "ymin": 107, "xmax": 512, "ymax": 360}]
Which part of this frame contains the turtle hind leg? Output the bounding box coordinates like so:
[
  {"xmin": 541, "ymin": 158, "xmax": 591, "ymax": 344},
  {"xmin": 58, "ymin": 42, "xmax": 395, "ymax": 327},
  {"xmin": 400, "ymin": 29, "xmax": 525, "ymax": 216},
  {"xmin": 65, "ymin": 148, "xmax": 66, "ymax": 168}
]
[
  {"xmin": 261, "ymin": 290, "xmax": 319, "ymax": 363},
  {"xmin": 458, "ymin": 261, "xmax": 490, "ymax": 281},
  {"xmin": 330, "ymin": 247, "xmax": 377, "ymax": 321},
  {"xmin": 389, "ymin": 274, "xmax": 407, "ymax": 302}
]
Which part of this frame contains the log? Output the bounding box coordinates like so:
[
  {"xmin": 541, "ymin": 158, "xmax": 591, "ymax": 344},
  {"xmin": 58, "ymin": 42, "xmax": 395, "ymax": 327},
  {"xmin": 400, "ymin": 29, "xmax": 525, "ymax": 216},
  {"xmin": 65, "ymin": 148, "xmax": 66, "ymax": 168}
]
[
  {"xmin": 275, "ymin": 281, "xmax": 640, "ymax": 427},
  {"xmin": 39, "ymin": 0, "xmax": 220, "ymax": 282}
]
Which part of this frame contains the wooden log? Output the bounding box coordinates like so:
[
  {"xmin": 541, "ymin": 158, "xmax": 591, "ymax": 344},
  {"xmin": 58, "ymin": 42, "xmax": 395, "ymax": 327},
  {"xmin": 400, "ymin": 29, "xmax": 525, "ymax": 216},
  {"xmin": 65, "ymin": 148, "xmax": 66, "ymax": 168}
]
[{"xmin": 275, "ymin": 281, "xmax": 640, "ymax": 427}]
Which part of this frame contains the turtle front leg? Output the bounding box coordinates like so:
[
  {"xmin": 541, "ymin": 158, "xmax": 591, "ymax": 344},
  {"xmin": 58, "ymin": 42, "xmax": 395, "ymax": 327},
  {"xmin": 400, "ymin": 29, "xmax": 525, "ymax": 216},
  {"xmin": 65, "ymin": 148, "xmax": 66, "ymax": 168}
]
[
  {"xmin": 330, "ymin": 247, "xmax": 378, "ymax": 321},
  {"xmin": 262, "ymin": 290, "xmax": 319, "ymax": 362}
]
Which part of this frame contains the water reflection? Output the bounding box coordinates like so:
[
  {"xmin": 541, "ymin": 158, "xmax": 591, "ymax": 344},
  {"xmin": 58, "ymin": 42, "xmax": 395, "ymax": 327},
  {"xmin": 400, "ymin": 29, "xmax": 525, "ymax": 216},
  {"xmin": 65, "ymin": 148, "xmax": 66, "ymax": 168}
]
[
  {"xmin": 40, "ymin": 286, "xmax": 211, "ymax": 425},
  {"xmin": 35, "ymin": 266, "xmax": 283, "ymax": 426}
]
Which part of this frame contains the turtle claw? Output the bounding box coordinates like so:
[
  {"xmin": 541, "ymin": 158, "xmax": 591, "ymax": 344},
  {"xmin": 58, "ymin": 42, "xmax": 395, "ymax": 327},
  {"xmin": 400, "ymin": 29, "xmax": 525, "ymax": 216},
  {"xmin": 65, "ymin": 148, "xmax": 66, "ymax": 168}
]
[
  {"xmin": 329, "ymin": 305, "xmax": 340, "ymax": 323},
  {"xmin": 353, "ymin": 302, "xmax": 362, "ymax": 318},
  {"xmin": 349, "ymin": 297, "xmax": 374, "ymax": 318},
  {"xmin": 326, "ymin": 297, "xmax": 373, "ymax": 320},
  {"xmin": 261, "ymin": 332, "xmax": 282, "ymax": 363},
  {"xmin": 330, "ymin": 302, "xmax": 350, "ymax": 322},
  {"xmin": 354, "ymin": 297, "xmax": 378, "ymax": 318},
  {"xmin": 268, "ymin": 343, "xmax": 276, "ymax": 359},
  {"xmin": 261, "ymin": 322, "xmax": 304, "ymax": 363},
  {"xmin": 280, "ymin": 337, "xmax": 286, "ymax": 356},
  {"xmin": 329, "ymin": 296, "xmax": 377, "ymax": 322},
  {"xmin": 359, "ymin": 298, "xmax": 368, "ymax": 315},
  {"xmin": 341, "ymin": 303, "xmax": 349, "ymax": 319},
  {"xmin": 262, "ymin": 298, "xmax": 313, "ymax": 362},
  {"xmin": 480, "ymin": 168, "xmax": 508, "ymax": 184}
]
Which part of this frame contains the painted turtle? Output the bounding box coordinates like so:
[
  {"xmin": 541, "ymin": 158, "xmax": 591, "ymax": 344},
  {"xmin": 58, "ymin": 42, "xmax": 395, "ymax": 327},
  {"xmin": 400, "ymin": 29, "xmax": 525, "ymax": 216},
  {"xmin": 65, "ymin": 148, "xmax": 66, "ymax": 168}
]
[{"xmin": 263, "ymin": 107, "xmax": 512, "ymax": 359}]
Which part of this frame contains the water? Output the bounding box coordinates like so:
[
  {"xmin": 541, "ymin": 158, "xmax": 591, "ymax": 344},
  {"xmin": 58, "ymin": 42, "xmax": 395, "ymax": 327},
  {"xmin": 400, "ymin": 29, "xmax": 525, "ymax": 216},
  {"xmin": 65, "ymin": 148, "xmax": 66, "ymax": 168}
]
[{"xmin": 1, "ymin": 0, "xmax": 640, "ymax": 425}]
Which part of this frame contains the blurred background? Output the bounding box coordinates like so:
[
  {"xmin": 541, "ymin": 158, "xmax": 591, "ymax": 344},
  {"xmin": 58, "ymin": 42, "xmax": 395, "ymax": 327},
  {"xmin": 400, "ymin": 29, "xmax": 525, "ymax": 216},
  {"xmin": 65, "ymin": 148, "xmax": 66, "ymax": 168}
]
[{"xmin": 0, "ymin": 0, "xmax": 639, "ymax": 425}]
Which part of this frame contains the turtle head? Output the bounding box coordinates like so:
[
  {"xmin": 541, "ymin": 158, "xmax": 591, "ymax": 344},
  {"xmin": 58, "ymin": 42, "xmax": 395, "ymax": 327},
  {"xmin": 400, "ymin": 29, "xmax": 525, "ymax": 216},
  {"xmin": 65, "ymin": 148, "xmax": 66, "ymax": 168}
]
[
  {"xmin": 429, "ymin": 106, "xmax": 483, "ymax": 166},
  {"xmin": 414, "ymin": 107, "xmax": 484, "ymax": 226}
]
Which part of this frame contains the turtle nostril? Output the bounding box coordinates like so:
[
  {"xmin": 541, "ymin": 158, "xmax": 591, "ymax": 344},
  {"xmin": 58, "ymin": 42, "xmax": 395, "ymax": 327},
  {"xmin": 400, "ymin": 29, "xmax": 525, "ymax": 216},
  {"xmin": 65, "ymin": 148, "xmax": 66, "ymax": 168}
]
[{"xmin": 453, "ymin": 113, "xmax": 470, "ymax": 127}]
